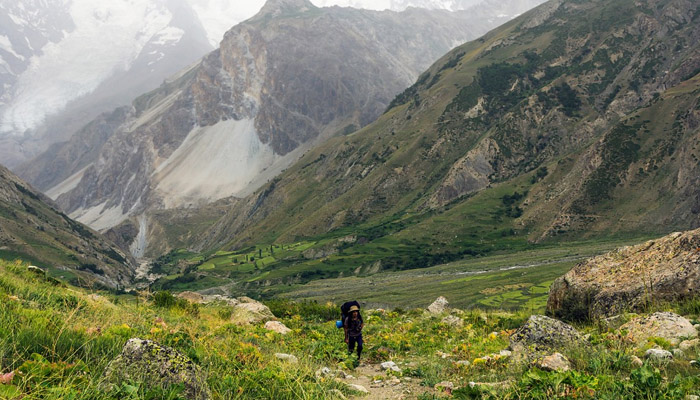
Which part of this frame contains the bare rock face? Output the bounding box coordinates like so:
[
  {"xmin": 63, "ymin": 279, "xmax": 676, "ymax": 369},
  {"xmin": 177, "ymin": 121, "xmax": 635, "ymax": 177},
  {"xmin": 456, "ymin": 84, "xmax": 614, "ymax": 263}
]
[
  {"xmin": 509, "ymin": 315, "xmax": 586, "ymax": 355},
  {"xmin": 547, "ymin": 229, "xmax": 700, "ymax": 320},
  {"xmin": 101, "ymin": 338, "xmax": 211, "ymax": 400},
  {"xmin": 620, "ymin": 312, "xmax": 697, "ymax": 346}
]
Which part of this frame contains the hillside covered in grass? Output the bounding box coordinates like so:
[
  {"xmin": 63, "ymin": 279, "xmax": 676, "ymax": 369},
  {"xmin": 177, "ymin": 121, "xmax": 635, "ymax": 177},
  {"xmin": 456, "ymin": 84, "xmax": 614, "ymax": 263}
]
[
  {"xmin": 3, "ymin": 257, "xmax": 700, "ymax": 399},
  {"xmin": 141, "ymin": 0, "xmax": 700, "ymax": 294}
]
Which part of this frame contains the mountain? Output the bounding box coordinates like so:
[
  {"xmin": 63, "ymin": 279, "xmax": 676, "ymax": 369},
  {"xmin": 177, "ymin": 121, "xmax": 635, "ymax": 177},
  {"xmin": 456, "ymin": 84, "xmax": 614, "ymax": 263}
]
[
  {"xmin": 151, "ymin": 0, "xmax": 700, "ymax": 287},
  {"xmin": 0, "ymin": 164, "xmax": 134, "ymax": 288},
  {"xmin": 0, "ymin": 0, "xmax": 213, "ymax": 168},
  {"xmin": 23, "ymin": 0, "xmax": 546, "ymax": 240}
]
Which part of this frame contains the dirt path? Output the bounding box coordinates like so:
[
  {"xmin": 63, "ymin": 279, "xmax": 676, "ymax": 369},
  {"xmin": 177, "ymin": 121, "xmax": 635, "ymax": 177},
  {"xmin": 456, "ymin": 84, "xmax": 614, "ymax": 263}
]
[{"xmin": 342, "ymin": 363, "xmax": 434, "ymax": 400}]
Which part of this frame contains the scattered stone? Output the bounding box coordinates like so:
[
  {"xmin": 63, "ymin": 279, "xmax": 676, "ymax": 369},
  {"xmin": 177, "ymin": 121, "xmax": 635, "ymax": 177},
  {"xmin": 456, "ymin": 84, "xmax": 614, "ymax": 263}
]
[
  {"xmin": 177, "ymin": 291, "xmax": 205, "ymax": 303},
  {"xmin": 388, "ymin": 377, "xmax": 401, "ymax": 385},
  {"xmin": 631, "ymin": 355, "xmax": 644, "ymax": 367},
  {"xmin": 645, "ymin": 348, "xmax": 673, "ymax": 362},
  {"xmin": 509, "ymin": 315, "xmax": 586, "ymax": 355},
  {"xmin": 347, "ymin": 384, "xmax": 369, "ymax": 394},
  {"xmin": 620, "ymin": 312, "xmax": 697, "ymax": 346},
  {"xmin": 315, "ymin": 367, "xmax": 333, "ymax": 379},
  {"xmin": 380, "ymin": 361, "xmax": 401, "ymax": 372},
  {"xmin": 455, "ymin": 360, "xmax": 471, "ymax": 367},
  {"xmin": 679, "ymin": 339, "xmax": 700, "ymax": 351},
  {"xmin": 328, "ymin": 389, "xmax": 347, "ymax": 400},
  {"xmin": 442, "ymin": 315, "xmax": 464, "ymax": 327},
  {"xmin": 264, "ymin": 321, "xmax": 291, "ymax": 335},
  {"xmin": 101, "ymin": 338, "xmax": 211, "ymax": 400},
  {"xmin": 536, "ymin": 352, "xmax": 571, "ymax": 372},
  {"xmin": 686, "ymin": 395, "xmax": 699, "ymax": 400},
  {"xmin": 428, "ymin": 296, "xmax": 449, "ymax": 313},
  {"xmin": 547, "ymin": 229, "xmax": 700, "ymax": 319},
  {"xmin": 434, "ymin": 381, "xmax": 455, "ymax": 394},
  {"xmin": 274, "ymin": 353, "xmax": 298, "ymax": 363},
  {"xmin": 231, "ymin": 300, "xmax": 275, "ymax": 325},
  {"xmin": 87, "ymin": 293, "xmax": 104, "ymax": 302},
  {"xmin": 500, "ymin": 349, "xmax": 512, "ymax": 357}
]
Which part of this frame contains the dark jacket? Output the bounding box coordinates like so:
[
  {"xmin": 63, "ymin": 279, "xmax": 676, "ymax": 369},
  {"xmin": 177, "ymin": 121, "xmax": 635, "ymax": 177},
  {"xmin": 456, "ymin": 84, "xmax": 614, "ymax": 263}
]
[{"xmin": 344, "ymin": 314, "xmax": 363, "ymax": 337}]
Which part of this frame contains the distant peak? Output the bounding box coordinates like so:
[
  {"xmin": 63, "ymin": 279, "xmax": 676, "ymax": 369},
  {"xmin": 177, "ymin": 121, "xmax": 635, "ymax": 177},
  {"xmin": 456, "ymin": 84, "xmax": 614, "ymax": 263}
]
[{"xmin": 256, "ymin": 0, "xmax": 317, "ymax": 18}]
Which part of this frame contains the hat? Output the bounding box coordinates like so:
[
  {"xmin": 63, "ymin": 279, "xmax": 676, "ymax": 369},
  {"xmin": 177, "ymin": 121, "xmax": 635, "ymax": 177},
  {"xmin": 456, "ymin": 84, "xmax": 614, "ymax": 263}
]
[{"xmin": 349, "ymin": 305, "xmax": 360, "ymax": 312}]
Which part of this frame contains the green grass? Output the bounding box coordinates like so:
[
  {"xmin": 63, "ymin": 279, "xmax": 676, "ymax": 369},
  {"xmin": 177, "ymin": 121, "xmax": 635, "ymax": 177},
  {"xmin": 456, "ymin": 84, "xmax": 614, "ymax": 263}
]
[{"xmin": 3, "ymin": 257, "xmax": 700, "ymax": 399}]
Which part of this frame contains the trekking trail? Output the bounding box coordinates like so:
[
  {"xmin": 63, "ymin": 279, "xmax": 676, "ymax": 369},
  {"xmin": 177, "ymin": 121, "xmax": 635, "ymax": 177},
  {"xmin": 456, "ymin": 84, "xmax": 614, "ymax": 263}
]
[{"xmin": 342, "ymin": 362, "xmax": 436, "ymax": 400}]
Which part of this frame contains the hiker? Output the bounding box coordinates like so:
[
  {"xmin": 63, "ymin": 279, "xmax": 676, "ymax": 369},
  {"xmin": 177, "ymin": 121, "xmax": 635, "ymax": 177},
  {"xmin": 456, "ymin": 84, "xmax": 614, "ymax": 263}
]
[{"xmin": 344, "ymin": 305, "xmax": 364, "ymax": 359}]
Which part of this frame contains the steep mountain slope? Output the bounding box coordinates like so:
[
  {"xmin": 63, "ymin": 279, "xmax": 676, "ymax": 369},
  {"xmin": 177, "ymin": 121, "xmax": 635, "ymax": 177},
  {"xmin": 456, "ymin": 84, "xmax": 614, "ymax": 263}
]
[
  {"xmin": 168, "ymin": 0, "xmax": 700, "ymax": 285},
  {"xmin": 0, "ymin": 0, "xmax": 213, "ymax": 168},
  {"xmin": 25, "ymin": 0, "xmax": 545, "ymax": 236},
  {"xmin": 0, "ymin": 164, "xmax": 134, "ymax": 288}
]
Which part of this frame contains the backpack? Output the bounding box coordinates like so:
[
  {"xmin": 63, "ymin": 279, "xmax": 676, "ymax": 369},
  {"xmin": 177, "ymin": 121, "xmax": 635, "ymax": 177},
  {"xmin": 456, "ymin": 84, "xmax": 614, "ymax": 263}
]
[{"xmin": 338, "ymin": 301, "xmax": 361, "ymax": 328}]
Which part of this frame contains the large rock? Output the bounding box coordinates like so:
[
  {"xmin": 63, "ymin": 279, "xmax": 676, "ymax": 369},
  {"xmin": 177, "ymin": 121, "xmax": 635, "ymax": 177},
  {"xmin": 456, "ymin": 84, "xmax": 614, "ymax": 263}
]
[
  {"xmin": 536, "ymin": 352, "xmax": 571, "ymax": 372},
  {"xmin": 177, "ymin": 291, "xmax": 205, "ymax": 304},
  {"xmin": 509, "ymin": 315, "xmax": 586, "ymax": 355},
  {"xmin": 547, "ymin": 230, "xmax": 700, "ymax": 320},
  {"xmin": 101, "ymin": 338, "xmax": 211, "ymax": 400},
  {"xmin": 265, "ymin": 321, "xmax": 292, "ymax": 335},
  {"xmin": 620, "ymin": 312, "xmax": 697, "ymax": 346},
  {"xmin": 231, "ymin": 300, "xmax": 275, "ymax": 325},
  {"xmin": 428, "ymin": 297, "xmax": 449, "ymax": 314}
]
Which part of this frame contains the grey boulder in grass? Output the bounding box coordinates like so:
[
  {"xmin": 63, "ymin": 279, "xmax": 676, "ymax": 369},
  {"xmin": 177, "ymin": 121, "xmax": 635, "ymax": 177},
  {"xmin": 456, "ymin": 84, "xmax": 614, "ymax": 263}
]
[
  {"xmin": 547, "ymin": 229, "xmax": 700, "ymax": 320},
  {"xmin": 101, "ymin": 338, "xmax": 211, "ymax": 400},
  {"xmin": 509, "ymin": 315, "xmax": 586, "ymax": 355}
]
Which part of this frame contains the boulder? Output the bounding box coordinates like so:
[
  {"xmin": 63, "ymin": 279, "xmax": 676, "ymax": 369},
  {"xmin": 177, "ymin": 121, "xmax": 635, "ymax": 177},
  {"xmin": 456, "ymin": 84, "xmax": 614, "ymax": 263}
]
[
  {"xmin": 536, "ymin": 352, "xmax": 571, "ymax": 372},
  {"xmin": 547, "ymin": 229, "xmax": 700, "ymax": 320},
  {"xmin": 177, "ymin": 291, "xmax": 205, "ymax": 304},
  {"xmin": 441, "ymin": 315, "xmax": 464, "ymax": 327},
  {"xmin": 347, "ymin": 384, "xmax": 369, "ymax": 394},
  {"xmin": 510, "ymin": 315, "xmax": 586, "ymax": 355},
  {"xmin": 264, "ymin": 321, "xmax": 292, "ymax": 335},
  {"xmin": 101, "ymin": 338, "xmax": 210, "ymax": 400},
  {"xmin": 645, "ymin": 348, "xmax": 673, "ymax": 362},
  {"xmin": 231, "ymin": 300, "xmax": 275, "ymax": 325},
  {"xmin": 679, "ymin": 339, "xmax": 700, "ymax": 351},
  {"xmin": 27, "ymin": 265, "xmax": 46, "ymax": 276},
  {"xmin": 380, "ymin": 361, "xmax": 401, "ymax": 372},
  {"xmin": 428, "ymin": 296, "xmax": 449, "ymax": 313},
  {"xmin": 620, "ymin": 312, "xmax": 697, "ymax": 346},
  {"xmin": 274, "ymin": 353, "xmax": 298, "ymax": 363}
]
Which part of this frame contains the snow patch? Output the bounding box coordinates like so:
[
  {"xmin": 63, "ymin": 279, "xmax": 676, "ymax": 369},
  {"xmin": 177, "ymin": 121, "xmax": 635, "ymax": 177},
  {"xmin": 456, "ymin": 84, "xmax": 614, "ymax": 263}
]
[
  {"xmin": 0, "ymin": 35, "xmax": 24, "ymax": 60},
  {"xmin": 153, "ymin": 119, "xmax": 277, "ymax": 208},
  {"xmin": 151, "ymin": 26, "xmax": 185, "ymax": 46},
  {"xmin": 0, "ymin": 0, "xmax": 173, "ymax": 135}
]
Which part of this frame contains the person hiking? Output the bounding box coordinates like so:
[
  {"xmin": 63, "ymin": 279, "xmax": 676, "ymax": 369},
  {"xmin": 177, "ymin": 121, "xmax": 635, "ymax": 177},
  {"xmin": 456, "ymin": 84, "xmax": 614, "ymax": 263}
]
[{"xmin": 344, "ymin": 305, "xmax": 364, "ymax": 359}]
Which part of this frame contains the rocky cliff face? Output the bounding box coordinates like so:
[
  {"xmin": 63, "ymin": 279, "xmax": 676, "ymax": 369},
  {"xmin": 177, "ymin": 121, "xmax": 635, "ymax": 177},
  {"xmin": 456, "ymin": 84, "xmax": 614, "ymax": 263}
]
[
  {"xmin": 25, "ymin": 0, "xmax": 544, "ymax": 248},
  {"xmin": 547, "ymin": 229, "xmax": 700, "ymax": 321},
  {"xmin": 0, "ymin": 164, "xmax": 134, "ymax": 288}
]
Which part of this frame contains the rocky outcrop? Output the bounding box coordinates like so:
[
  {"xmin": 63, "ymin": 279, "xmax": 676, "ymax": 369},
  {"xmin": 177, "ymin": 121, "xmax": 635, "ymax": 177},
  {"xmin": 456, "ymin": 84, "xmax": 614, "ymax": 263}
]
[
  {"xmin": 265, "ymin": 321, "xmax": 291, "ymax": 335},
  {"xmin": 101, "ymin": 338, "xmax": 211, "ymax": 400},
  {"xmin": 620, "ymin": 312, "xmax": 697, "ymax": 346},
  {"xmin": 509, "ymin": 315, "xmax": 586, "ymax": 355},
  {"xmin": 547, "ymin": 229, "xmax": 700, "ymax": 320},
  {"xmin": 428, "ymin": 296, "xmax": 449, "ymax": 314},
  {"xmin": 231, "ymin": 299, "xmax": 275, "ymax": 325}
]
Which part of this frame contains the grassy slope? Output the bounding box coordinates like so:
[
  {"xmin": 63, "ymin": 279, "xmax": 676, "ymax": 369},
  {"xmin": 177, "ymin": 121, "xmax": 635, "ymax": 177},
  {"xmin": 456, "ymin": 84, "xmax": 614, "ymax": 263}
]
[
  {"xmin": 0, "ymin": 167, "xmax": 133, "ymax": 287},
  {"xmin": 3, "ymin": 258, "xmax": 700, "ymax": 399},
  {"xmin": 147, "ymin": 0, "xmax": 700, "ymax": 294}
]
